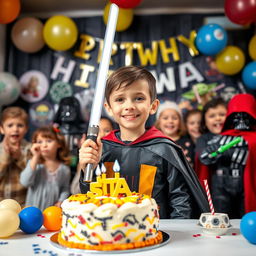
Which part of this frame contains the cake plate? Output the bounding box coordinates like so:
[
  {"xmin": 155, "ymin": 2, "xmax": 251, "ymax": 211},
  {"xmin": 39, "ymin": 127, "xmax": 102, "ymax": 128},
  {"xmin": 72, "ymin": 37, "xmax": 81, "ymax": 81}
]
[{"xmin": 50, "ymin": 231, "xmax": 170, "ymax": 254}]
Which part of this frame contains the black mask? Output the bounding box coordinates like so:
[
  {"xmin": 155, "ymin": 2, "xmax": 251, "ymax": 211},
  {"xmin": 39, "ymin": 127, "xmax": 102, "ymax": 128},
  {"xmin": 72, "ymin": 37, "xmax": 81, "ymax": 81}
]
[
  {"xmin": 59, "ymin": 104, "xmax": 77, "ymax": 123},
  {"xmin": 232, "ymin": 112, "xmax": 253, "ymax": 131}
]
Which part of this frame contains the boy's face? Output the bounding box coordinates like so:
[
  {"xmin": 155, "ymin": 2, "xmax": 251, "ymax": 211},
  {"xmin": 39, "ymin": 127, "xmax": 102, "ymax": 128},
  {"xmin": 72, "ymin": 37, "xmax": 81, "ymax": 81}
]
[
  {"xmin": 104, "ymin": 79, "xmax": 159, "ymax": 136},
  {"xmin": 205, "ymin": 105, "xmax": 227, "ymax": 134},
  {"xmin": 0, "ymin": 118, "xmax": 28, "ymax": 145}
]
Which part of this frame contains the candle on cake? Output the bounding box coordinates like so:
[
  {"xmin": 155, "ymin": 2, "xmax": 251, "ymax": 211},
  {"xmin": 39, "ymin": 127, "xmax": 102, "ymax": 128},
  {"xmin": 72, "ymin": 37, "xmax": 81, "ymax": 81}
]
[{"xmin": 101, "ymin": 163, "xmax": 107, "ymax": 179}]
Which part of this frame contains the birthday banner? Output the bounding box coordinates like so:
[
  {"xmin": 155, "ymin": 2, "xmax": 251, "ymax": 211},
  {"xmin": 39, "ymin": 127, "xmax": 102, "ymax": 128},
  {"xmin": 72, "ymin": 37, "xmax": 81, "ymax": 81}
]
[{"xmin": 5, "ymin": 13, "xmax": 254, "ymax": 137}]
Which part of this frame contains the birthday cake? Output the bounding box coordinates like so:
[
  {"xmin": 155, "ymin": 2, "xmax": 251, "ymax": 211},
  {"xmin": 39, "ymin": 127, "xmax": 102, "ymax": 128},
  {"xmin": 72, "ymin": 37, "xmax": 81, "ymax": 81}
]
[{"xmin": 58, "ymin": 165, "xmax": 162, "ymax": 250}]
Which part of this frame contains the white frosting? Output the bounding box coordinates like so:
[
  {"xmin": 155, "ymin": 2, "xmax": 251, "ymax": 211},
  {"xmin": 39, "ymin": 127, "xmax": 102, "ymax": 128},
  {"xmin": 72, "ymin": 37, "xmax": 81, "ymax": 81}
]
[{"xmin": 60, "ymin": 195, "xmax": 160, "ymax": 245}]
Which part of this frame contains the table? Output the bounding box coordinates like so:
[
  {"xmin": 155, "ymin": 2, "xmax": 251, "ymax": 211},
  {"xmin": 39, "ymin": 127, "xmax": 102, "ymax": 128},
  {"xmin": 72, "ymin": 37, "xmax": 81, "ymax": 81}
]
[{"xmin": 1, "ymin": 219, "xmax": 255, "ymax": 256}]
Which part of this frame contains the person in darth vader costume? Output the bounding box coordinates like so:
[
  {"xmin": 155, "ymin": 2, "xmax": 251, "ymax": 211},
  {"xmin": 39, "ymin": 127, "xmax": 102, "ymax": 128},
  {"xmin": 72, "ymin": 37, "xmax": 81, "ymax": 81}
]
[
  {"xmin": 54, "ymin": 96, "xmax": 87, "ymax": 178},
  {"xmin": 198, "ymin": 94, "xmax": 256, "ymax": 218}
]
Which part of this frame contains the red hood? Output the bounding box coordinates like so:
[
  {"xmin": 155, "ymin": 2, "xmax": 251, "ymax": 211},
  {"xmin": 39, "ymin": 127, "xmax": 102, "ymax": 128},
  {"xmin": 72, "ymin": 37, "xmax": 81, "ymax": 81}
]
[
  {"xmin": 222, "ymin": 94, "xmax": 256, "ymax": 132},
  {"xmin": 103, "ymin": 126, "xmax": 171, "ymax": 145}
]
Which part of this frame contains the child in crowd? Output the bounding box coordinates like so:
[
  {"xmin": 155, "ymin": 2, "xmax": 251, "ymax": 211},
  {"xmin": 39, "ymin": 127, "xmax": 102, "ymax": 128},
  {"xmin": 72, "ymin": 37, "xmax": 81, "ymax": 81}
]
[
  {"xmin": 98, "ymin": 116, "xmax": 115, "ymax": 138},
  {"xmin": 182, "ymin": 109, "xmax": 202, "ymax": 168},
  {"xmin": 155, "ymin": 101, "xmax": 195, "ymax": 167},
  {"xmin": 79, "ymin": 66, "xmax": 209, "ymax": 219},
  {"xmin": 70, "ymin": 116, "xmax": 114, "ymax": 194},
  {"xmin": 20, "ymin": 126, "xmax": 71, "ymax": 211},
  {"xmin": 0, "ymin": 107, "xmax": 31, "ymax": 206},
  {"xmin": 195, "ymin": 97, "xmax": 227, "ymax": 184},
  {"xmin": 184, "ymin": 109, "xmax": 202, "ymax": 144},
  {"xmin": 195, "ymin": 97, "xmax": 227, "ymax": 157}
]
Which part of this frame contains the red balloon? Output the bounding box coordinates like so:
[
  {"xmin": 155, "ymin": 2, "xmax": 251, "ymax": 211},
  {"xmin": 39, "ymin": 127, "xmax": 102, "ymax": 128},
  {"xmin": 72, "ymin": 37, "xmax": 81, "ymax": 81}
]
[
  {"xmin": 0, "ymin": 0, "xmax": 20, "ymax": 24},
  {"xmin": 110, "ymin": 0, "xmax": 143, "ymax": 9},
  {"xmin": 224, "ymin": 0, "xmax": 256, "ymax": 25}
]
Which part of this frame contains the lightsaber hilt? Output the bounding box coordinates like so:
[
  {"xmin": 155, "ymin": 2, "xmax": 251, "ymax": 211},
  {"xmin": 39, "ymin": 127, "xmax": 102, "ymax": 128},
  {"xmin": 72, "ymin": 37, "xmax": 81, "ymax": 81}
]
[{"xmin": 83, "ymin": 125, "xmax": 99, "ymax": 182}]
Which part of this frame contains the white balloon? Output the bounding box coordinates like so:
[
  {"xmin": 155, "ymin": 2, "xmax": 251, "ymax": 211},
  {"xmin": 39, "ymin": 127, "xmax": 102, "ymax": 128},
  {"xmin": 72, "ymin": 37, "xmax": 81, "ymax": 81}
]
[
  {"xmin": 0, "ymin": 199, "xmax": 21, "ymax": 213},
  {"xmin": 0, "ymin": 209, "xmax": 20, "ymax": 238},
  {"xmin": 0, "ymin": 72, "xmax": 21, "ymax": 106}
]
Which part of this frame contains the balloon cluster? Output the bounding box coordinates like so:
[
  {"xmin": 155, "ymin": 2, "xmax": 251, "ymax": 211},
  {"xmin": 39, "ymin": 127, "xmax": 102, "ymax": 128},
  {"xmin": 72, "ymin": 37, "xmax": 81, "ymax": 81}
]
[
  {"xmin": 224, "ymin": 0, "xmax": 256, "ymax": 90},
  {"xmin": 0, "ymin": 199, "xmax": 62, "ymax": 238},
  {"xmin": 195, "ymin": 22, "xmax": 256, "ymax": 90},
  {"xmin": 11, "ymin": 15, "xmax": 78, "ymax": 52},
  {"xmin": 9, "ymin": 1, "xmax": 144, "ymax": 53}
]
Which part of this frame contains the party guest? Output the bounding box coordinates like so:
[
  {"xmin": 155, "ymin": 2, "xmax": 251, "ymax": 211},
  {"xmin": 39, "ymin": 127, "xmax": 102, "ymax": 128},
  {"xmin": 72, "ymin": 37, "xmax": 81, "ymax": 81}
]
[
  {"xmin": 155, "ymin": 101, "xmax": 194, "ymax": 167},
  {"xmin": 0, "ymin": 107, "xmax": 31, "ymax": 206},
  {"xmin": 20, "ymin": 126, "xmax": 71, "ymax": 211}
]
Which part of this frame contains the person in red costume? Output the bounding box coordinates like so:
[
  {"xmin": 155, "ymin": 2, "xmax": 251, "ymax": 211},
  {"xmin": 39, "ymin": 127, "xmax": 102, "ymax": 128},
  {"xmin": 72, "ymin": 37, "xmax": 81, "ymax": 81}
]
[{"xmin": 198, "ymin": 94, "xmax": 256, "ymax": 218}]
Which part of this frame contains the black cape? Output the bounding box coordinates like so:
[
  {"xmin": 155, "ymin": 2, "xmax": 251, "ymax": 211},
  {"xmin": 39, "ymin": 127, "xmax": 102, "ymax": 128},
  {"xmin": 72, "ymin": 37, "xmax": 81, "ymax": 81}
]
[{"xmin": 80, "ymin": 126, "xmax": 209, "ymax": 218}]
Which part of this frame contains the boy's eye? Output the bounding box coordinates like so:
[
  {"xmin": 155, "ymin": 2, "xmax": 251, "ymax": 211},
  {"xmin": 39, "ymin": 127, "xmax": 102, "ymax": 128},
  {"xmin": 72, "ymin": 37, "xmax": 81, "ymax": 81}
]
[
  {"xmin": 115, "ymin": 97, "xmax": 124, "ymax": 102},
  {"xmin": 135, "ymin": 96, "xmax": 145, "ymax": 101}
]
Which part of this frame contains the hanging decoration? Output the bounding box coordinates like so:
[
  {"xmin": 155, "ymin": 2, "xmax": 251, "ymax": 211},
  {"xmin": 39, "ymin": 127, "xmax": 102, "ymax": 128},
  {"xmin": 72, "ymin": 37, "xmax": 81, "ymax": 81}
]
[
  {"xmin": 242, "ymin": 62, "xmax": 256, "ymax": 90},
  {"xmin": 224, "ymin": 0, "xmax": 256, "ymax": 25},
  {"xmin": 249, "ymin": 35, "xmax": 256, "ymax": 61},
  {"xmin": 43, "ymin": 15, "xmax": 78, "ymax": 51},
  {"xmin": 11, "ymin": 17, "xmax": 45, "ymax": 53},
  {"xmin": 195, "ymin": 24, "xmax": 227, "ymax": 56},
  {"xmin": 0, "ymin": 0, "xmax": 20, "ymax": 24},
  {"xmin": 215, "ymin": 46, "xmax": 245, "ymax": 75}
]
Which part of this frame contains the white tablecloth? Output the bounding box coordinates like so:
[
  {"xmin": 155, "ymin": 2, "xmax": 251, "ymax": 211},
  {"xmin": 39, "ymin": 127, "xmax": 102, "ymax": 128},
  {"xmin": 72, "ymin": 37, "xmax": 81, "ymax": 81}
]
[{"xmin": 1, "ymin": 219, "xmax": 255, "ymax": 256}]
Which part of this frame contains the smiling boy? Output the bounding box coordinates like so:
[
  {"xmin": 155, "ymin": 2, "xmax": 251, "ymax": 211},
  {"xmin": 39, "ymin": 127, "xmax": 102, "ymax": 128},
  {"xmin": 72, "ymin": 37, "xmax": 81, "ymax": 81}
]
[{"xmin": 79, "ymin": 66, "xmax": 209, "ymax": 218}]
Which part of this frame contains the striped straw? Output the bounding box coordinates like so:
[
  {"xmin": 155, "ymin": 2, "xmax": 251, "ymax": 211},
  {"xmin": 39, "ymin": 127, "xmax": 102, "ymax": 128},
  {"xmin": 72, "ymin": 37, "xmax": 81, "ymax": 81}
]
[{"xmin": 203, "ymin": 179, "xmax": 215, "ymax": 215}]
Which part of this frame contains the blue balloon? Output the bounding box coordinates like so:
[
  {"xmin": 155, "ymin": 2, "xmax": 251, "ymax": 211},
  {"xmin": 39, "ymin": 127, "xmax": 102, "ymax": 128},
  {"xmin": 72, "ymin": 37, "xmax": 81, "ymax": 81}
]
[
  {"xmin": 19, "ymin": 206, "xmax": 43, "ymax": 234},
  {"xmin": 242, "ymin": 61, "xmax": 256, "ymax": 90},
  {"xmin": 196, "ymin": 23, "xmax": 227, "ymax": 56},
  {"xmin": 240, "ymin": 212, "xmax": 256, "ymax": 245}
]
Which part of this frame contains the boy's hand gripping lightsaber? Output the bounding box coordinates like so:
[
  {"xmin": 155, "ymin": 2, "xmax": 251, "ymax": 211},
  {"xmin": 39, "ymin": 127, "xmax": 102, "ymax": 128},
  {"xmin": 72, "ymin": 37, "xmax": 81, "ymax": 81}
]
[{"xmin": 83, "ymin": 4, "xmax": 119, "ymax": 182}]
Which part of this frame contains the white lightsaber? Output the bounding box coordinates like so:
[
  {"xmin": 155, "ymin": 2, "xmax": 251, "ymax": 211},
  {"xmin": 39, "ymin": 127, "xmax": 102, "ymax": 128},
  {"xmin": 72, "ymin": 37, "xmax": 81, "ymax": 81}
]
[{"xmin": 84, "ymin": 3, "xmax": 119, "ymax": 182}]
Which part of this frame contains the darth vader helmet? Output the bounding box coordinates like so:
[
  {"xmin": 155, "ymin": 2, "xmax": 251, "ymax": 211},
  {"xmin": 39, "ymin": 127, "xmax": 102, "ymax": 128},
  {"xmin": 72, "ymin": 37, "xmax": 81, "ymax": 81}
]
[{"xmin": 232, "ymin": 112, "xmax": 255, "ymax": 131}]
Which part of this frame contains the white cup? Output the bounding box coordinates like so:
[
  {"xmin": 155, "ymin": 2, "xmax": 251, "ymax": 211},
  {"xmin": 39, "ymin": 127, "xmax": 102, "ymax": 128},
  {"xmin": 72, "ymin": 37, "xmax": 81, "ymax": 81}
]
[{"xmin": 198, "ymin": 213, "xmax": 231, "ymax": 236}]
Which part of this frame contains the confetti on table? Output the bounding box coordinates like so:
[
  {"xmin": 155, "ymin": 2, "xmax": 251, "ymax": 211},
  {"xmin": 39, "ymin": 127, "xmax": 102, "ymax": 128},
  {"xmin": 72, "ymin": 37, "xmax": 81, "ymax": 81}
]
[
  {"xmin": 31, "ymin": 244, "xmax": 59, "ymax": 255},
  {"xmin": 37, "ymin": 234, "xmax": 46, "ymax": 238},
  {"xmin": 192, "ymin": 234, "xmax": 202, "ymax": 237},
  {"xmin": 0, "ymin": 242, "xmax": 8, "ymax": 245}
]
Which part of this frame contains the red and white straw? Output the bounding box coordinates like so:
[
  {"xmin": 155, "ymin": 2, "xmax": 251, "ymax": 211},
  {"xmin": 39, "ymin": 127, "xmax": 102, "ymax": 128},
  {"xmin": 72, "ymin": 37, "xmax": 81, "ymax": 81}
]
[{"xmin": 203, "ymin": 179, "xmax": 215, "ymax": 215}]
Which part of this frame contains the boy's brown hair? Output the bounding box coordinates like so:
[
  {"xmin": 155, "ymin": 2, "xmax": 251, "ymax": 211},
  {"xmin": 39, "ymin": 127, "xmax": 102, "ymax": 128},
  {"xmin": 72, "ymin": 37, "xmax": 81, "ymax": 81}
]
[
  {"xmin": 0, "ymin": 106, "xmax": 28, "ymax": 126},
  {"xmin": 31, "ymin": 126, "xmax": 70, "ymax": 165},
  {"xmin": 105, "ymin": 66, "xmax": 157, "ymax": 105}
]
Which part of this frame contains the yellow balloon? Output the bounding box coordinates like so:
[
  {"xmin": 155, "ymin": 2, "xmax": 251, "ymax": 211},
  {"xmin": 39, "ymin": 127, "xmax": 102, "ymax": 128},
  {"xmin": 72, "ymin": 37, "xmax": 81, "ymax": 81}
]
[
  {"xmin": 0, "ymin": 209, "xmax": 20, "ymax": 238},
  {"xmin": 215, "ymin": 46, "xmax": 245, "ymax": 75},
  {"xmin": 43, "ymin": 15, "xmax": 78, "ymax": 51},
  {"xmin": 0, "ymin": 199, "xmax": 21, "ymax": 213},
  {"xmin": 249, "ymin": 35, "xmax": 256, "ymax": 60},
  {"xmin": 103, "ymin": 2, "xmax": 133, "ymax": 32}
]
